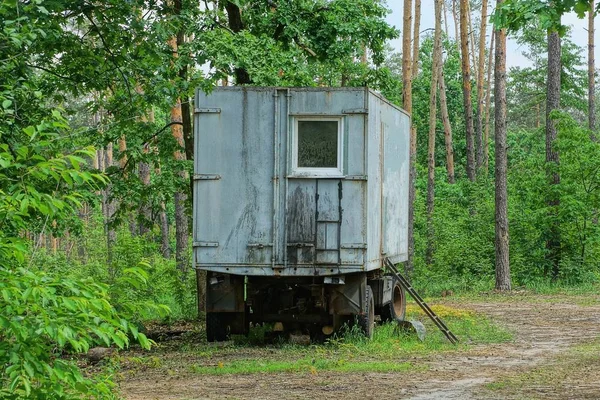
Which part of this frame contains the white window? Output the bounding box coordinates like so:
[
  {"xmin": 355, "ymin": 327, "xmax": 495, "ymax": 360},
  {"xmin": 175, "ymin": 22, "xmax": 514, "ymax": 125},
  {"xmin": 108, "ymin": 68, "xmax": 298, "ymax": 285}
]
[{"xmin": 292, "ymin": 117, "xmax": 343, "ymax": 177}]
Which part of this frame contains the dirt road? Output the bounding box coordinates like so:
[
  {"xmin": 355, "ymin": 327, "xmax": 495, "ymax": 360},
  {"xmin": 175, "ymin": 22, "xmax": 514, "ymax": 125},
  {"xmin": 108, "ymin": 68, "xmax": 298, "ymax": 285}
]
[{"xmin": 120, "ymin": 295, "xmax": 600, "ymax": 399}]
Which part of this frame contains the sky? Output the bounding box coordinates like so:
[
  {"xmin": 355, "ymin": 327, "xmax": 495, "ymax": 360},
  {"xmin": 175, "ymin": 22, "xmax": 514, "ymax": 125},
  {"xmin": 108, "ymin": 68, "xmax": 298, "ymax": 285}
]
[{"xmin": 384, "ymin": 0, "xmax": 597, "ymax": 69}]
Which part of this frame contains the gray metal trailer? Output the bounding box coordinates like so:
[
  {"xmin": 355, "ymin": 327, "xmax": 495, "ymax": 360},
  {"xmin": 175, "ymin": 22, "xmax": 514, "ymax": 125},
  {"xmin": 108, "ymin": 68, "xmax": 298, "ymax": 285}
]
[{"xmin": 193, "ymin": 87, "xmax": 410, "ymax": 341}]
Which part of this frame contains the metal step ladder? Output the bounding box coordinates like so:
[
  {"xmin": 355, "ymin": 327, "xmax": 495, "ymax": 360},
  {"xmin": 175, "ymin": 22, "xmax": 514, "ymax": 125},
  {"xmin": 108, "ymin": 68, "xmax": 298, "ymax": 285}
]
[{"xmin": 384, "ymin": 258, "xmax": 459, "ymax": 345}]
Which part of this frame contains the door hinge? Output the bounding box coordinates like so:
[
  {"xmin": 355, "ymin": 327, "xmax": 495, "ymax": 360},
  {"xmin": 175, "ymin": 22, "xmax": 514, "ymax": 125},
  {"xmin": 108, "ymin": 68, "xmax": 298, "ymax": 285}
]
[
  {"xmin": 194, "ymin": 107, "xmax": 221, "ymax": 114},
  {"xmin": 193, "ymin": 241, "xmax": 219, "ymax": 248},
  {"xmin": 194, "ymin": 174, "xmax": 221, "ymax": 181}
]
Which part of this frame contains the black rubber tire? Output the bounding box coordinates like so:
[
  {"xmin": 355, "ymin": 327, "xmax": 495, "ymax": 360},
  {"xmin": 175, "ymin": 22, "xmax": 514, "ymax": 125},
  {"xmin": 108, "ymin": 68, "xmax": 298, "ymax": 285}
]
[
  {"xmin": 359, "ymin": 285, "xmax": 375, "ymax": 339},
  {"xmin": 206, "ymin": 312, "xmax": 228, "ymax": 342},
  {"xmin": 381, "ymin": 277, "xmax": 407, "ymax": 322}
]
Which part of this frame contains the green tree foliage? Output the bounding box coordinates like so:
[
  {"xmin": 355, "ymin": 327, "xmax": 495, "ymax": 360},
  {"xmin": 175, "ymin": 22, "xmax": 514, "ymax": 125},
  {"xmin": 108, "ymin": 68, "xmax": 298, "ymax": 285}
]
[
  {"xmin": 407, "ymin": 35, "xmax": 465, "ymax": 174},
  {"xmin": 507, "ymin": 25, "xmax": 587, "ymax": 130},
  {"xmin": 0, "ymin": 120, "xmax": 156, "ymax": 398},
  {"xmin": 0, "ymin": 4, "xmax": 161, "ymax": 397}
]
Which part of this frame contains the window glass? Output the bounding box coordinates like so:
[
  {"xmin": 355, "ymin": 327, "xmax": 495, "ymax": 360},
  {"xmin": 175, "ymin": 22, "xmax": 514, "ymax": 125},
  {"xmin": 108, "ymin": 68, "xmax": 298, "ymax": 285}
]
[{"xmin": 297, "ymin": 120, "xmax": 338, "ymax": 168}]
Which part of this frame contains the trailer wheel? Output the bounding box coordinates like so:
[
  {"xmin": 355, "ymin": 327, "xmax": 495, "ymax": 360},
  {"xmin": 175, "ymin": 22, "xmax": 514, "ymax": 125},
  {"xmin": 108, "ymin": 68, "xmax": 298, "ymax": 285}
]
[
  {"xmin": 359, "ymin": 285, "xmax": 375, "ymax": 338},
  {"xmin": 206, "ymin": 312, "xmax": 228, "ymax": 342},
  {"xmin": 381, "ymin": 278, "xmax": 406, "ymax": 322}
]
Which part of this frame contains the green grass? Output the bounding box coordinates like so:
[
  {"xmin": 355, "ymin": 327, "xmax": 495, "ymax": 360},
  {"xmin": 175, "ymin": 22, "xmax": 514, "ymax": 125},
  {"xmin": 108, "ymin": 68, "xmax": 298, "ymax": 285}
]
[
  {"xmin": 189, "ymin": 357, "xmax": 420, "ymax": 375},
  {"xmin": 120, "ymin": 303, "xmax": 513, "ymax": 377}
]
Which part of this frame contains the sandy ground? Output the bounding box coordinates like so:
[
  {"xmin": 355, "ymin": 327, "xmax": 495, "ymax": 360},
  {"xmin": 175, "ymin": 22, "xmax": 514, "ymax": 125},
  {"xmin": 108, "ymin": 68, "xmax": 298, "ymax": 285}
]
[{"xmin": 119, "ymin": 295, "xmax": 600, "ymax": 400}]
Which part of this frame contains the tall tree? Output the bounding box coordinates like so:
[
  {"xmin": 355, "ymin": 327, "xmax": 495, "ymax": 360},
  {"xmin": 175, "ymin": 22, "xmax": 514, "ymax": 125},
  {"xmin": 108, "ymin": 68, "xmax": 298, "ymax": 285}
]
[
  {"xmin": 412, "ymin": 0, "xmax": 422, "ymax": 79},
  {"xmin": 546, "ymin": 26, "xmax": 562, "ymax": 278},
  {"xmin": 484, "ymin": 32, "xmax": 495, "ymax": 171},
  {"xmin": 452, "ymin": 0, "xmax": 461, "ymax": 51},
  {"xmin": 589, "ymin": 1, "xmax": 596, "ymax": 132},
  {"xmin": 460, "ymin": 0, "xmax": 477, "ymax": 181},
  {"xmin": 476, "ymin": 0, "xmax": 489, "ymax": 170},
  {"xmin": 439, "ymin": 69, "xmax": 456, "ymax": 183},
  {"xmin": 468, "ymin": 1, "xmax": 479, "ymax": 80},
  {"xmin": 426, "ymin": 0, "xmax": 443, "ymax": 265},
  {"xmin": 168, "ymin": 25, "xmax": 189, "ymax": 276},
  {"xmin": 443, "ymin": 0, "xmax": 450, "ymax": 36},
  {"xmin": 494, "ymin": 0, "xmax": 511, "ymax": 290},
  {"xmin": 403, "ymin": 0, "xmax": 416, "ymax": 276},
  {"xmin": 403, "ymin": 0, "xmax": 413, "ymax": 113},
  {"xmin": 138, "ymin": 109, "xmax": 154, "ymax": 236}
]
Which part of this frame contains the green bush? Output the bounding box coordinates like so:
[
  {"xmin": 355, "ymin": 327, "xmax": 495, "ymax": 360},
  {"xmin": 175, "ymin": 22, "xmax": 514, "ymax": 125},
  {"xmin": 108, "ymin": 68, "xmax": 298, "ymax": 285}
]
[{"xmin": 0, "ymin": 266, "xmax": 151, "ymax": 399}]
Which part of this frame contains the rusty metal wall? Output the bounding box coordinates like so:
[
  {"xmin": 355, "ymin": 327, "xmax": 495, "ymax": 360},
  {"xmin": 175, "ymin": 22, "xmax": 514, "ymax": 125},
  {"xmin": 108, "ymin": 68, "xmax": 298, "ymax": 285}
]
[{"xmin": 193, "ymin": 87, "xmax": 409, "ymax": 277}]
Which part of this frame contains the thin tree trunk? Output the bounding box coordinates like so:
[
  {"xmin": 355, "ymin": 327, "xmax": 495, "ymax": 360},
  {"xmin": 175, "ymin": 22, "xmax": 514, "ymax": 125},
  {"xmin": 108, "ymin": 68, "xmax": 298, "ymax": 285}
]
[
  {"xmin": 494, "ymin": 0, "xmax": 511, "ymax": 291},
  {"xmin": 452, "ymin": 0, "xmax": 460, "ymax": 52},
  {"xmin": 172, "ymin": 99, "xmax": 189, "ymax": 276},
  {"xmin": 468, "ymin": 0, "xmax": 482, "ymax": 169},
  {"xmin": 476, "ymin": 0, "xmax": 489, "ymax": 170},
  {"xmin": 159, "ymin": 202, "xmax": 171, "ymax": 258},
  {"xmin": 439, "ymin": 70, "xmax": 455, "ymax": 183},
  {"xmin": 77, "ymin": 205, "xmax": 88, "ymax": 263},
  {"xmin": 138, "ymin": 143, "xmax": 152, "ymax": 236},
  {"xmin": 443, "ymin": 0, "xmax": 449, "ymax": 38},
  {"xmin": 412, "ymin": 0, "xmax": 422, "ymax": 78},
  {"xmin": 51, "ymin": 220, "xmax": 58, "ymax": 254},
  {"xmin": 460, "ymin": 0, "xmax": 477, "ymax": 181},
  {"xmin": 426, "ymin": 0, "xmax": 443, "ymax": 266},
  {"xmin": 589, "ymin": 3, "xmax": 599, "ymax": 228},
  {"xmin": 467, "ymin": 0, "xmax": 478, "ymax": 79},
  {"xmin": 154, "ymin": 161, "xmax": 171, "ymax": 259},
  {"xmin": 546, "ymin": 28, "xmax": 561, "ymax": 278},
  {"xmin": 589, "ymin": 1, "xmax": 596, "ymax": 132},
  {"xmin": 408, "ymin": 125, "xmax": 417, "ymax": 272},
  {"xmin": 168, "ymin": 33, "xmax": 189, "ymax": 277},
  {"xmin": 484, "ymin": 31, "xmax": 494, "ymax": 172},
  {"xmin": 138, "ymin": 107, "xmax": 154, "ymax": 236},
  {"xmin": 105, "ymin": 143, "xmax": 116, "ymax": 271},
  {"xmin": 403, "ymin": 0, "xmax": 413, "ymax": 112},
  {"xmin": 117, "ymin": 134, "xmax": 138, "ymax": 235},
  {"xmin": 403, "ymin": 0, "xmax": 416, "ymax": 277}
]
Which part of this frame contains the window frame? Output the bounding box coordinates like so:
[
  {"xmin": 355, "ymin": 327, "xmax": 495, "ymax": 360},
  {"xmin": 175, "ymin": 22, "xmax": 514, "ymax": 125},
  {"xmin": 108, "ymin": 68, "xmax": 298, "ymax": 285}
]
[{"xmin": 291, "ymin": 116, "xmax": 344, "ymax": 177}]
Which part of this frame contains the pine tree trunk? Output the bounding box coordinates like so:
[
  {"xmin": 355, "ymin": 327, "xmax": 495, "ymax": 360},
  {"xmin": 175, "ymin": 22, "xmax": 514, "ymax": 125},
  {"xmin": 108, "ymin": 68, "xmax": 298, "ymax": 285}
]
[
  {"xmin": 408, "ymin": 125, "xmax": 417, "ymax": 273},
  {"xmin": 460, "ymin": 0, "xmax": 477, "ymax": 181},
  {"xmin": 439, "ymin": 70, "xmax": 455, "ymax": 184},
  {"xmin": 476, "ymin": 0, "xmax": 489, "ymax": 170},
  {"xmin": 172, "ymin": 99, "xmax": 189, "ymax": 276},
  {"xmin": 443, "ymin": 0, "xmax": 449, "ymax": 37},
  {"xmin": 77, "ymin": 205, "xmax": 88, "ymax": 263},
  {"xmin": 467, "ymin": 0, "xmax": 478, "ymax": 79},
  {"xmin": 589, "ymin": 1, "xmax": 596, "ymax": 132},
  {"xmin": 139, "ymin": 108, "xmax": 155, "ymax": 236},
  {"xmin": 403, "ymin": 0, "xmax": 413, "ymax": 112},
  {"xmin": 403, "ymin": 0, "xmax": 415, "ymax": 277},
  {"xmin": 168, "ymin": 33, "xmax": 189, "ymax": 276},
  {"xmin": 159, "ymin": 201, "xmax": 171, "ymax": 258},
  {"xmin": 105, "ymin": 142, "xmax": 116, "ymax": 249},
  {"xmin": 484, "ymin": 31, "xmax": 495, "ymax": 172},
  {"xmin": 138, "ymin": 145, "xmax": 152, "ymax": 236},
  {"xmin": 412, "ymin": 0, "xmax": 421, "ymax": 79},
  {"xmin": 494, "ymin": 4, "xmax": 511, "ymax": 291},
  {"xmin": 426, "ymin": 0, "xmax": 443, "ymax": 266},
  {"xmin": 118, "ymin": 135, "xmax": 138, "ymax": 235},
  {"xmin": 546, "ymin": 28, "xmax": 561, "ymax": 278},
  {"xmin": 452, "ymin": 0, "xmax": 461, "ymax": 52}
]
